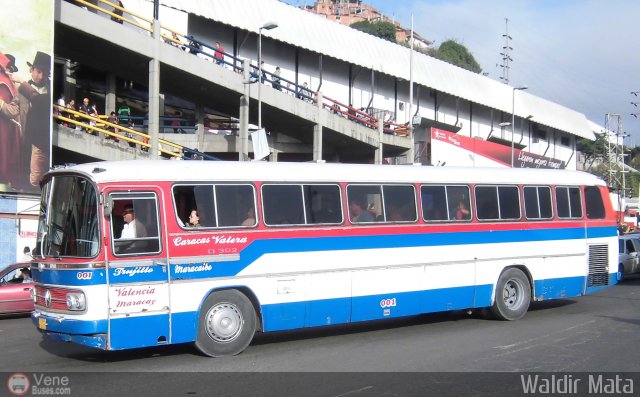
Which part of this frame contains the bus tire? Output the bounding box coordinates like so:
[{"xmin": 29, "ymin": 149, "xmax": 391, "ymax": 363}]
[
  {"xmin": 195, "ymin": 289, "xmax": 257, "ymax": 357},
  {"xmin": 490, "ymin": 268, "xmax": 531, "ymax": 321}
]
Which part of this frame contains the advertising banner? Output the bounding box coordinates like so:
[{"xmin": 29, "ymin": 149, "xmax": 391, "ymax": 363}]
[
  {"xmin": 0, "ymin": 0, "xmax": 53, "ymax": 194},
  {"xmin": 431, "ymin": 128, "xmax": 565, "ymax": 169}
]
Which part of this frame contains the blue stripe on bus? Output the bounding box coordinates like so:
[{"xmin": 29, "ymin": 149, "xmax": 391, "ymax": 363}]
[
  {"xmin": 260, "ymin": 275, "xmax": 589, "ymax": 332},
  {"xmin": 31, "ymin": 313, "xmax": 107, "ymax": 335},
  {"xmin": 533, "ymin": 276, "xmax": 585, "ymax": 299},
  {"xmin": 34, "ymin": 225, "xmax": 615, "ymax": 287},
  {"xmin": 169, "ymin": 225, "xmax": 616, "ymax": 280},
  {"xmin": 52, "ymin": 275, "xmax": 593, "ymax": 345},
  {"xmin": 171, "ymin": 311, "xmax": 199, "ymax": 344},
  {"xmin": 109, "ymin": 314, "xmax": 170, "ymax": 349},
  {"xmin": 33, "ymin": 266, "xmax": 169, "ymax": 286},
  {"xmin": 108, "ymin": 265, "xmax": 169, "ymax": 283},
  {"xmin": 37, "ymin": 330, "xmax": 107, "ymax": 349},
  {"xmin": 33, "ymin": 268, "xmax": 107, "ymax": 286}
]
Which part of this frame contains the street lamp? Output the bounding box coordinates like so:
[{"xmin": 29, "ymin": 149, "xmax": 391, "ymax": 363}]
[
  {"xmin": 258, "ymin": 22, "xmax": 278, "ymax": 129},
  {"xmin": 511, "ymin": 85, "xmax": 528, "ymax": 167}
]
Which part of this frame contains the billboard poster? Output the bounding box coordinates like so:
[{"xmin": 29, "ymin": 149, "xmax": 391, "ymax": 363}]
[
  {"xmin": 431, "ymin": 128, "xmax": 566, "ymax": 169},
  {"xmin": 0, "ymin": 0, "xmax": 53, "ymax": 194}
]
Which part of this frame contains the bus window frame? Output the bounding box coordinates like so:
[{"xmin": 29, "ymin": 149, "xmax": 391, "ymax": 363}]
[
  {"xmin": 262, "ymin": 183, "xmax": 344, "ymax": 227},
  {"xmin": 109, "ymin": 191, "xmax": 162, "ymax": 257},
  {"xmin": 380, "ymin": 184, "xmax": 418, "ymax": 223},
  {"xmin": 475, "ymin": 184, "xmax": 521, "ymax": 221},
  {"xmin": 420, "ymin": 184, "xmax": 472, "ymax": 223},
  {"xmin": 555, "ymin": 185, "xmax": 583, "ymax": 219},
  {"xmin": 523, "ymin": 185, "xmax": 554, "ymax": 221},
  {"xmin": 171, "ymin": 182, "xmax": 258, "ymax": 230}
]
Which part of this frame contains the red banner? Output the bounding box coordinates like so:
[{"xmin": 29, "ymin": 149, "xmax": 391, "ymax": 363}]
[{"xmin": 431, "ymin": 128, "xmax": 565, "ymax": 169}]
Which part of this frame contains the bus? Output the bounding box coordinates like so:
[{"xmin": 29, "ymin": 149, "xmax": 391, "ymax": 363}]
[{"xmin": 31, "ymin": 160, "xmax": 618, "ymax": 357}]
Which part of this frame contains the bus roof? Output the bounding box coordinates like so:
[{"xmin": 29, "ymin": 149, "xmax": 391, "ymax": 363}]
[{"xmin": 49, "ymin": 160, "xmax": 606, "ymax": 187}]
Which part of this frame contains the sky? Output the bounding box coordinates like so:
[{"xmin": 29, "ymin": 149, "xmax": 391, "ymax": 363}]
[{"xmin": 283, "ymin": 0, "xmax": 640, "ymax": 146}]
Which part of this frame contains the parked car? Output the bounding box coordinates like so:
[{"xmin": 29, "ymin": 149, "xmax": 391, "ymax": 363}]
[
  {"xmin": 0, "ymin": 262, "xmax": 34, "ymax": 315},
  {"xmin": 618, "ymin": 235, "xmax": 640, "ymax": 278}
]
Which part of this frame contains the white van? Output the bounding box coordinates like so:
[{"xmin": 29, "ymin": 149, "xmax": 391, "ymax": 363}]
[{"xmin": 618, "ymin": 234, "xmax": 640, "ymax": 278}]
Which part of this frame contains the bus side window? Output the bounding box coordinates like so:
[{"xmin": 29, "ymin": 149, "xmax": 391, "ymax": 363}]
[
  {"xmin": 498, "ymin": 186, "xmax": 521, "ymax": 219},
  {"xmin": 556, "ymin": 186, "xmax": 583, "ymax": 219},
  {"xmin": 446, "ymin": 185, "xmax": 471, "ymax": 221},
  {"xmin": 263, "ymin": 184, "xmax": 304, "ymax": 226},
  {"xmin": 347, "ymin": 185, "xmax": 382, "ymax": 223},
  {"xmin": 421, "ymin": 185, "xmax": 447, "ymax": 221},
  {"xmin": 110, "ymin": 193, "xmax": 161, "ymax": 256},
  {"xmin": 584, "ymin": 186, "xmax": 605, "ymax": 219},
  {"xmin": 382, "ymin": 185, "xmax": 416, "ymax": 222},
  {"xmin": 524, "ymin": 186, "xmax": 553, "ymax": 219},
  {"xmin": 304, "ymin": 184, "xmax": 342, "ymax": 224},
  {"xmin": 475, "ymin": 186, "xmax": 499, "ymax": 220},
  {"xmin": 215, "ymin": 184, "xmax": 257, "ymax": 227}
]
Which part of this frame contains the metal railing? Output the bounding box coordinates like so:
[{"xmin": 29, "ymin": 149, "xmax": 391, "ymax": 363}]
[
  {"xmin": 53, "ymin": 105, "xmax": 218, "ymax": 160},
  {"xmin": 69, "ymin": 1, "xmax": 413, "ymax": 138}
]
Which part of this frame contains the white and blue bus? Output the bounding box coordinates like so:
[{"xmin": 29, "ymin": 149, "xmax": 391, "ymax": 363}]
[{"xmin": 31, "ymin": 160, "xmax": 618, "ymax": 356}]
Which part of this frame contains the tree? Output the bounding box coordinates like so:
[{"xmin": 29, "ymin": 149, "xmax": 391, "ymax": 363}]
[
  {"xmin": 577, "ymin": 135, "xmax": 609, "ymax": 172},
  {"xmin": 351, "ymin": 20, "xmax": 397, "ymax": 43},
  {"xmin": 434, "ymin": 39, "xmax": 482, "ymax": 73}
]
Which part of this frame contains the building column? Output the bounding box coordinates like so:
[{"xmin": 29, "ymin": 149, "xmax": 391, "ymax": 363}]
[
  {"xmin": 148, "ymin": 19, "xmax": 161, "ymax": 159},
  {"xmin": 375, "ymin": 117, "xmax": 383, "ymax": 164},
  {"xmin": 196, "ymin": 103, "xmax": 205, "ymax": 152},
  {"xmin": 239, "ymin": 59, "xmax": 250, "ymax": 161},
  {"xmin": 105, "ymin": 73, "xmax": 117, "ymax": 115},
  {"xmin": 313, "ymin": 91, "xmax": 323, "ymax": 162}
]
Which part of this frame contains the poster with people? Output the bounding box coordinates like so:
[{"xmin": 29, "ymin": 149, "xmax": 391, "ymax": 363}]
[{"xmin": 0, "ymin": 0, "xmax": 53, "ymax": 194}]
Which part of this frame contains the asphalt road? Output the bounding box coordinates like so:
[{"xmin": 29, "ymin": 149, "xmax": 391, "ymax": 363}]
[{"xmin": 1, "ymin": 275, "xmax": 639, "ymax": 396}]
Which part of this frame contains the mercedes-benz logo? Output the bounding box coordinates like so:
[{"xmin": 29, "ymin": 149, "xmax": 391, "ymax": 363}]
[{"xmin": 44, "ymin": 289, "xmax": 51, "ymax": 308}]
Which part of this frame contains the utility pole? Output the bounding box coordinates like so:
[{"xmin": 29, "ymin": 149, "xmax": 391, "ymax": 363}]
[{"xmin": 499, "ymin": 18, "xmax": 512, "ymax": 85}]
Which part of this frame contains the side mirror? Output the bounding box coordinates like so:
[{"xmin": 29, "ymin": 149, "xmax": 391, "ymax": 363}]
[{"xmin": 103, "ymin": 195, "xmax": 113, "ymax": 216}]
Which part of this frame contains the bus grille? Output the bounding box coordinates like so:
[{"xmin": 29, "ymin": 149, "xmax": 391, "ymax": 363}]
[
  {"xmin": 34, "ymin": 285, "xmax": 70, "ymax": 311},
  {"xmin": 587, "ymin": 244, "xmax": 609, "ymax": 287}
]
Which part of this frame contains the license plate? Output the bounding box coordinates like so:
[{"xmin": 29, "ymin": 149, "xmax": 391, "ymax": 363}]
[{"xmin": 38, "ymin": 317, "xmax": 47, "ymax": 330}]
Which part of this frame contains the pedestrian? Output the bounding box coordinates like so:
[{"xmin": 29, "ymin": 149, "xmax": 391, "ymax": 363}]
[
  {"xmin": 272, "ymin": 66, "xmax": 282, "ymax": 90},
  {"xmin": 214, "ymin": 41, "xmax": 225, "ymax": 66}
]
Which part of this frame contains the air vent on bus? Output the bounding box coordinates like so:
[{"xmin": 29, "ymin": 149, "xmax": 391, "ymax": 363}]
[{"xmin": 587, "ymin": 244, "xmax": 609, "ymax": 287}]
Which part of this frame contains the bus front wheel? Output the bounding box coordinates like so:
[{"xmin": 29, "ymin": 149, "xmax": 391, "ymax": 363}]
[
  {"xmin": 491, "ymin": 268, "xmax": 531, "ymax": 321},
  {"xmin": 195, "ymin": 289, "xmax": 257, "ymax": 357}
]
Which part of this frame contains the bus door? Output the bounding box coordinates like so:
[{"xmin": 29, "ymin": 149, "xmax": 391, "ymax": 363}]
[{"xmin": 104, "ymin": 189, "xmax": 170, "ymax": 350}]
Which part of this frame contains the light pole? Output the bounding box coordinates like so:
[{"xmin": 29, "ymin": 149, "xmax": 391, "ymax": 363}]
[
  {"xmin": 258, "ymin": 22, "xmax": 278, "ymax": 129},
  {"xmin": 511, "ymin": 85, "xmax": 528, "ymax": 167}
]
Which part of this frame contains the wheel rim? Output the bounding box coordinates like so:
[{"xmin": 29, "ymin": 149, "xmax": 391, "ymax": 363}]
[
  {"xmin": 204, "ymin": 302, "xmax": 244, "ymax": 343},
  {"xmin": 502, "ymin": 278, "xmax": 524, "ymax": 310}
]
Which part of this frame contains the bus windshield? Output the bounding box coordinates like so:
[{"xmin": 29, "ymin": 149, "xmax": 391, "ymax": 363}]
[{"xmin": 36, "ymin": 175, "xmax": 100, "ymax": 258}]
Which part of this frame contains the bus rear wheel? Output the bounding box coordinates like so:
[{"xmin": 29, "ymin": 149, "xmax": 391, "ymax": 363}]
[
  {"xmin": 195, "ymin": 289, "xmax": 257, "ymax": 357},
  {"xmin": 491, "ymin": 268, "xmax": 531, "ymax": 321}
]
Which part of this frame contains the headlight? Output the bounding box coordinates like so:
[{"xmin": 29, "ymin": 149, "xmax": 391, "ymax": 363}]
[{"xmin": 66, "ymin": 292, "xmax": 86, "ymax": 311}]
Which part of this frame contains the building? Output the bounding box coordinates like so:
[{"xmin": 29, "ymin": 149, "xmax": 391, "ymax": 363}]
[
  {"xmin": 302, "ymin": 0, "xmax": 432, "ymax": 48},
  {"xmin": 0, "ymin": 0, "xmax": 603, "ymax": 268}
]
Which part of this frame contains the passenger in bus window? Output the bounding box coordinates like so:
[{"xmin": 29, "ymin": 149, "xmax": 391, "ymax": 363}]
[
  {"xmin": 454, "ymin": 199, "xmax": 471, "ymax": 220},
  {"xmin": 115, "ymin": 204, "xmax": 148, "ymax": 254},
  {"xmin": 187, "ymin": 209, "xmax": 201, "ymax": 227},
  {"xmin": 386, "ymin": 202, "xmax": 404, "ymax": 222},
  {"xmin": 349, "ymin": 198, "xmax": 374, "ymax": 223},
  {"xmin": 121, "ymin": 205, "xmax": 147, "ymax": 238},
  {"xmin": 241, "ymin": 206, "xmax": 256, "ymax": 226},
  {"xmin": 310, "ymin": 192, "xmax": 336, "ymax": 223}
]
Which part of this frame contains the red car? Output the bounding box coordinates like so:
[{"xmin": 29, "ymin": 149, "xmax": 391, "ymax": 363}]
[{"xmin": 0, "ymin": 262, "xmax": 34, "ymax": 315}]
